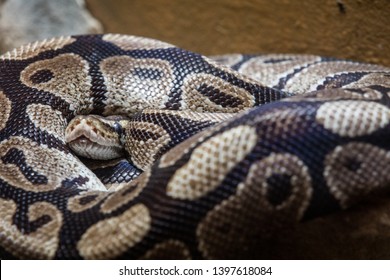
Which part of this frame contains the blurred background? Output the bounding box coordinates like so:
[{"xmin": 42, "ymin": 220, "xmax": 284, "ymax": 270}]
[
  {"xmin": 0, "ymin": 0, "xmax": 389, "ymax": 66},
  {"xmin": 86, "ymin": 0, "xmax": 390, "ymax": 66}
]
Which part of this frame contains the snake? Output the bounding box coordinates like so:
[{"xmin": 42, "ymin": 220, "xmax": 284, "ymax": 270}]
[{"xmin": 0, "ymin": 34, "xmax": 390, "ymax": 259}]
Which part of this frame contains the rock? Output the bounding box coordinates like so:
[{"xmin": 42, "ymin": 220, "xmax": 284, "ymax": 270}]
[{"xmin": 0, "ymin": 0, "xmax": 103, "ymax": 52}]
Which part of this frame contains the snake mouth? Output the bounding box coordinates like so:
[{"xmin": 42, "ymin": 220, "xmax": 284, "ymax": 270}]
[{"xmin": 67, "ymin": 135, "xmax": 124, "ymax": 160}]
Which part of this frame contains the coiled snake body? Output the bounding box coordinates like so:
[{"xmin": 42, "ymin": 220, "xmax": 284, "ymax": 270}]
[{"xmin": 0, "ymin": 34, "xmax": 390, "ymax": 259}]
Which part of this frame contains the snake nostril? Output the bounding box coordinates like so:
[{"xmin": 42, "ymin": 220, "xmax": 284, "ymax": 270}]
[{"xmin": 29, "ymin": 69, "xmax": 54, "ymax": 84}]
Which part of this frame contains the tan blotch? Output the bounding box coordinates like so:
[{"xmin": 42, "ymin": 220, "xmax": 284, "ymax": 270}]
[
  {"xmin": 77, "ymin": 203, "xmax": 151, "ymax": 259},
  {"xmin": 0, "ymin": 36, "xmax": 76, "ymax": 60},
  {"xmin": 124, "ymin": 121, "xmax": 171, "ymax": 170},
  {"xmin": 284, "ymin": 61, "xmax": 389, "ymax": 94},
  {"xmin": 103, "ymin": 34, "xmax": 174, "ymax": 50},
  {"xmin": 147, "ymin": 109, "xmax": 233, "ymax": 168},
  {"xmin": 239, "ymin": 54, "xmax": 321, "ymax": 88},
  {"xmin": 324, "ymin": 142, "xmax": 390, "ymax": 208},
  {"xmin": 159, "ymin": 128, "xmax": 215, "ymax": 168},
  {"xmin": 0, "ymin": 91, "xmax": 11, "ymax": 131},
  {"xmin": 67, "ymin": 191, "xmax": 108, "ymax": 213},
  {"xmin": 197, "ymin": 153, "xmax": 312, "ymax": 259},
  {"xmin": 0, "ymin": 199, "xmax": 62, "ymax": 259},
  {"xmin": 203, "ymin": 55, "xmax": 270, "ymax": 88},
  {"xmin": 285, "ymin": 87, "xmax": 383, "ymax": 103},
  {"xmin": 343, "ymin": 72, "xmax": 390, "ymax": 91},
  {"xmin": 0, "ymin": 136, "xmax": 106, "ymax": 192},
  {"xmin": 27, "ymin": 103, "xmax": 67, "ymax": 141},
  {"xmin": 167, "ymin": 125, "xmax": 257, "ymax": 200},
  {"xmin": 100, "ymin": 56, "xmax": 174, "ymax": 115},
  {"xmin": 141, "ymin": 239, "xmax": 191, "ymax": 260},
  {"xmin": 316, "ymin": 101, "xmax": 390, "ymax": 137},
  {"xmin": 181, "ymin": 73, "xmax": 255, "ymax": 113},
  {"xmin": 100, "ymin": 169, "xmax": 151, "ymax": 214},
  {"xmin": 20, "ymin": 53, "xmax": 92, "ymax": 112}
]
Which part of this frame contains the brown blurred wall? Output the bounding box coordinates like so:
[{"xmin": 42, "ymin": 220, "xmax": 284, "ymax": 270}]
[{"xmin": 86, "ymin": 0, "xmax": 390, "ymax": 66}]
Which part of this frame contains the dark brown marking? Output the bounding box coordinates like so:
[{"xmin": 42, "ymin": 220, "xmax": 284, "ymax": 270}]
[{"xmin": 30, "ymin": 69, "xmax": 54, "ymax": 84}]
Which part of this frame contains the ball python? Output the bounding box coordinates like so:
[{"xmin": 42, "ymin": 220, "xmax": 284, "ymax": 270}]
[{"xmin": 0, "ymin": 34, "xmax": 390, "ymax": 259}]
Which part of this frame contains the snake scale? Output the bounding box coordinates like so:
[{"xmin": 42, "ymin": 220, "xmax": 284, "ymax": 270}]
[{"xmin": 0, "ymin": 34, "xmax": 390, "ymax": 259}]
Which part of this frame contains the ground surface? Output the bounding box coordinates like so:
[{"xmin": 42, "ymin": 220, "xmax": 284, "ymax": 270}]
[{"xmin": 86, "ymin": 0, "xmax": 390, "ymax": 66}]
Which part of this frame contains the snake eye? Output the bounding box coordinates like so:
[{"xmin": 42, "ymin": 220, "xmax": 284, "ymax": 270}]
[{"xmin": 113, "ymin": 122, "xmax": 123, "ymax": 135}]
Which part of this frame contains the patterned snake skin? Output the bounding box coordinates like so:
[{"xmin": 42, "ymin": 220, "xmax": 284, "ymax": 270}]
[{"xmin": 0, "ymin": 34, "xmax": 390, "ymax": 259}]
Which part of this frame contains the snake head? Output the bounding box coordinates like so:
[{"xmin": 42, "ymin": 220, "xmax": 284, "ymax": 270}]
[{"xmin": 65, "ymin": 115, "xmax": 129, "ymax": 160}]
